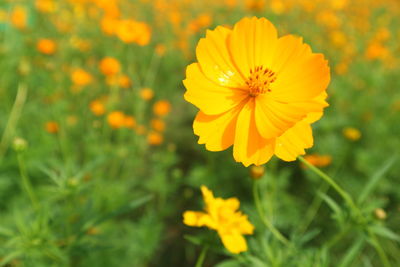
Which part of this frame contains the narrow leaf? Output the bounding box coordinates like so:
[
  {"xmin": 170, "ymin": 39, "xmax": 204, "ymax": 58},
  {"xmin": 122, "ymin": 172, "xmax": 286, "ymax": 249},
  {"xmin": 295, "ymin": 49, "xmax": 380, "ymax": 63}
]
[{"xmin": 358, "ymin": 156, "xmax": 397, "ymax": 204}]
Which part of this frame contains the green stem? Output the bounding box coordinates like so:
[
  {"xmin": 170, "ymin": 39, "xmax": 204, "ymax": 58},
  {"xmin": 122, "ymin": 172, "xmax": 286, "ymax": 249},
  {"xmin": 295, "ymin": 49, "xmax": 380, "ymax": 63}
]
[
  {"xmin": 0, "ymin": 83, "xmax": 27, "ymax": 162},
  {"xmin": 194, "ymin": 245, "xmax": 208, "ymax": 267},
  {"xmin": 253, "ymin": 180, "xmax": 289, "ymax": 246},
  {"xmin": 367, "ymin": 228, "xmax": 391, "ymax": 267},
  {"xmin": 298, "ymin": 156, "xmax": 390, "ymax": 266},
  {"xmin": 296, "ymin": 182, "xmax": 330, "ymax": 235},
  {"xmin": 298, "ymin": 156, "xmax": 358, "ymax": 213},
  {"xmin": 17, "ymin": 153, "xmax": 39, "ymax": 210}
]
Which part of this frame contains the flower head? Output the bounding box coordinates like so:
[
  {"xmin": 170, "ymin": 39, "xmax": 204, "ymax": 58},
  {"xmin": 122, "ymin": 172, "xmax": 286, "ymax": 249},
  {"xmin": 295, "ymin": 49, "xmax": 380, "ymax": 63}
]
[
  {"xmin": 153, "ymin": 100, "xmax": 171, "ymax": 117},
  {"xmin": 147, "ymin": 132, "xmax": 163, "ymax": 146},
  {"xmin": 37, "ymin": 39, "xmax": 56, "ymax": 55},
  {"xmin": 140, "ymin": 88, "xmax": 154, "ymax": 100},
  {"xmin": 117, "ymin": 19, "xmax": 151, "ymax": 46},
  {"xmin": 183, "ymin": 17, "xmax": 330, "ymax": 166},
  {"xmin": 183, "ymin": 186, "xmax": 254, "ymax": 254},
  {"xmin": 10, "ymin": 6, "xmax": 27, "ymax": 30},
  {"xmin": 343, "ymin": 127, "xmax": 361, "ymax": 141},
  {"xmin": 90, "ymin": 100, "xmax": 106, "ymax": 116},
  {"xmin": 45, "ymin": 121, "xmax": 59, "ymax": 134},
  {"xmin": 71, "ymin": 69, "xmax": 93, "ymax": 87},
  {"xmin": 107, "ymin": 111, "xmax": 125, "ymax": 129},
  {"xmin": 100, "ymin": 57, "xmax": 121, "ymax": 76},
  {"xmin": 302, "ymin": 154, "xmax": 332, "ymax": 168}
]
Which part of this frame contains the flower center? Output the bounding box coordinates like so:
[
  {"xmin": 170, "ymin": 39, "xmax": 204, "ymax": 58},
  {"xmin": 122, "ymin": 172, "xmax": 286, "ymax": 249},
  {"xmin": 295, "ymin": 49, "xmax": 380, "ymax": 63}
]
[{"xmin": 246, "ymin": 66, "xmax": 277, "ymax": 97}]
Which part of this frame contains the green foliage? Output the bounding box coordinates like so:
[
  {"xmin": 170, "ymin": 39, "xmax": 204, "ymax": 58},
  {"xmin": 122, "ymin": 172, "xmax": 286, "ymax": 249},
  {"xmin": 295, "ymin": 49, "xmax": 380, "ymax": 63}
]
[{"xmin": 1, "ymin": 0, "xmax": 400, "ymax": 266}]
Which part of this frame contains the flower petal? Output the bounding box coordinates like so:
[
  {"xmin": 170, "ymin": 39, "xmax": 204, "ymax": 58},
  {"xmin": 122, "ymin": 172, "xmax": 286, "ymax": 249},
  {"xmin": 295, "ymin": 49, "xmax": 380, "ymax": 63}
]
[
  {"xmin": 254, "ymin": 96, "xmax": 305, "ymax": 139},
  {"xmin": 183, "ymin": 211, "xmax": 207, "ymax": 226},
  {"xmin": 193, "ymin": 100, "xmax": 246, "ymax": 151},
  {"xmin": 196, "ymin": 26, "xmax": 245, "ymax": 88},
  {"xmin": 229, "ymin": 17, "xmax": 279, "ymax": 79},
  {"xmin": 275, "ymin": 120, "xmax": 314, "ymax": 161},
  {"xmin": 219, "ymin": 232, "xmax": 248, "ymax": 254},
  {"xmin": 233, "ymin": 98, "xmax": 275, "ymax": 167},
  {"xmin": 184, "ymin": 63, "xmax": 248, "ymax": 115},
  {"xmin": 270, "ymin": 35, "xmax": 330, "ymax": 102}
]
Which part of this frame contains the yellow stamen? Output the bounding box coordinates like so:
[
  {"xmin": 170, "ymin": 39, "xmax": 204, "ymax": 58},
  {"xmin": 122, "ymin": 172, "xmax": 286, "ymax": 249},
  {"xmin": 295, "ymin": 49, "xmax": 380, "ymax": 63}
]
[{"xmin": 246, "ymin": 66, "xmax": 276, "ymax": 97}]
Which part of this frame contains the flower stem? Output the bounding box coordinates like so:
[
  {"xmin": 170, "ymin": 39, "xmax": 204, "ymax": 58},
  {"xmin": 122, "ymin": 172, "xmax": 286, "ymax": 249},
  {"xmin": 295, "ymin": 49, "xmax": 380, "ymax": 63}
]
[
  {"xmin": 252, "ymin": 180, "xmax": 289, "ymax": 246},
  {"xmin": 17, "ymin": 153, "xmax": 39, "ymax": 210},
  {"xmin": 0, "ymin": 83, "xmax": 27, "ymax": 161},
  {"xmin": 297, "ymin": 156, "xmax": 358, "ymax": 213},
  {"xmin": 298, "ymin": 156, "xmax": 390, "ymax": 267},
  {"xmin": 194, "ymin": 245, "xmax": 208, "ymax": 267},
  {"xmin": 367, "ymin": 228, "xmax": 391, "ymax": 267}
]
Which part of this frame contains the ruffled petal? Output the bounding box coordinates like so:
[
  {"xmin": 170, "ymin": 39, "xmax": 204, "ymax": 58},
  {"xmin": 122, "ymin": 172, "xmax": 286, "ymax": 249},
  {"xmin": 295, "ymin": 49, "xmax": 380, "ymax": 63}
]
[
  {"xmin": 238, "ymin": 216, "xmax": 255, "ymax": 234},
  {"xmin": 193, "ymin": 100, "xmax": 246, "ymax": 151},
  {"xmin": 274, "ymin": 120, "xmax": 314, "ymax": 161},
  {"xmin": 184, "ymin": 63, "xmax": 248, "ymax": 115},
  {"xmin": 219, "ymin": 232, "xmax": 248, "ymax": 254},
  {"xmin": 233, "ymin": 98, "xmax": 275, "ymax": 167},
  {"xmin": 183, "ymin": 211, "xmax": 207, "ymax": 226},
  {"xmin": 228, "ymin": 17, "xmax": 279, "ymax": 79},
  {"xmin": 270, "ymin": 35, "xmax": 330, "ymax": 102}
]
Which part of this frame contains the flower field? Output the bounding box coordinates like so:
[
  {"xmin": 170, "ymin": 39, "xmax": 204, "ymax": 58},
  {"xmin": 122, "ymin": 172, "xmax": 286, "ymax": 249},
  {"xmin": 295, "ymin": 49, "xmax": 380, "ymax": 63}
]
[{"xmin": 1, "ymin": 0, "xmax": 400, "ymax": 266}]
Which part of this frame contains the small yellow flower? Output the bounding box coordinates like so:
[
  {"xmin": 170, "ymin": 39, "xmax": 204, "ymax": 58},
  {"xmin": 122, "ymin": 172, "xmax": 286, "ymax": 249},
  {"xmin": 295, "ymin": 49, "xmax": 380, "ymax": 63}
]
[
  {"xmin": 365, "ymin": 42, "xmax": 389, "ymax": 60},
  {"xmin": 153, "ymin": 100, "xmax": 171, "ymax": 116},
  {"xmin": 107, "ymin": 111, "xmax": 125, "ymax": 129},
  {"xmin": 140, "ymin": 88, "xmax": 154, "ymax": 101},
  {"xmin": 343, "ymin": 127, "xmax": 361, "ymax": 141},
  {"xmin": 35, "ymin": 0, "xmax": 56, "ymax": 13},
  {"xmin": 37, "ymin": 39, "xmax": 57, "ymax": 55},
  {"xmin": 90, "ymin": 100, "xmax": 106, "ymax": 116},
  {"xmin": 118, "ymin": 74, "xmax": 131, "ymax": 88},
  {"xmin": 249, "ymin": 165, "xmax": 265, "ymax": 179},
  {"xmin": 101, "ymin": 16, "xmax": 119, "ymax": 35},
  {"xmin": 10, "ymin": 6, "xmax": 27, "ymax": 30},
  {"xmin": 302, "ymin": 154, "xmax": 332, "ymax": 168},
  {"xmin": 71, "ymin": 69, "xmax": 93, "ymax": 87},
  {"xmin": 374, "ymin": 208, "xmax": 387, "ymax": 220},
  {"xmin": 45, "ymin": 121, "xmax": 59, "ymax": 134},
  {"xmin": 117, "ymin": 19, "xmax": 151, "ymax": 46},
  {"xmin": 124, "ymin": 115, "xmax": 136, "ymax": 129},
  {"xmin": 151, "ymin": 118, "xmax": 165, "ymax": 132},
  {"xmin": 147, "ymin": 132, "xmax": 163, "ymax": 145},
  {"xmin": 99, "ymin": 57, "xmax": 121, "ymax": 76},
  {"xmin": 183, "ymin": 186, "xmax": 254, "ymax": 254}
]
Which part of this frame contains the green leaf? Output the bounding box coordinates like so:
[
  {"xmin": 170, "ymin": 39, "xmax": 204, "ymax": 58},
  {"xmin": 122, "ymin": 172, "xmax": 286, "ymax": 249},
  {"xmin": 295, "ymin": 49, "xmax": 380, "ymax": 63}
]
[
  {"xmin": 358, "ymin": 156, "xmax": 397, "ymax": 204},
  {"xmin": 78, "ymin": 194, "xmax": 153, "ymax": 237},
  {"xmin": 370, "ymin": 225, "xmax": 400, "ymax": 242},
  {"xmin": 184, "ymin": 235, "xmax": 203, "ymax": 246},
  {"xmin": 246, "ymin": 255, "xmax": 268, "ymax": 267},
  {"xmin": 318, "ymin": 192, "xmax": 342, "ymax": 215},
  {"xmin": 215, "ymin": 259, "xmax": 242, "ymax": 267},
  {"xmin": 0, "ymin": 251, "xmax": 22, "ymax": 267},
  {"xmin": 338, "ymin": 237, "xmax": 365, "ymax": 267},
  {"xmin": 0, "ymin": 225, "xmax": 13, "ymax": 237}
]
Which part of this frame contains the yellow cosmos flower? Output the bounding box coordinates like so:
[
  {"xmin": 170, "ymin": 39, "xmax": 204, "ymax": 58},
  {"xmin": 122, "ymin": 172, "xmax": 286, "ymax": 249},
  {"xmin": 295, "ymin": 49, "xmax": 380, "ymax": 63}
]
[
  {"xmin": 99, "ymin": 57, "xmax": 121, "ymax": 76},
  {"xmin": 343, "ymin": 127, "xmax": 361, "ymax": 141},
  {"xmin": 45, "ymin": 121, "xmax": 59, "ymax": 134},
  {"xmin": 37, "ymin": 39, "xmax": 57, "ymax": 55},
  {"xmin": 71, "ymin": 68, "xmax": 93, "ymax": 87},
  {"xmin": 183, "ymin": 186, "xmax": 254, "ymax": 254},
  {"xmin": 183, "ymin": 17, "xmax": 330, "ymax": 167},
  {"xmin": 10, "ymin": 6, "xmax": 27, "ymax": 30},
  {"xmin": 302, "ymin": 154, "xmax": 332, "ymax": 168}
]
